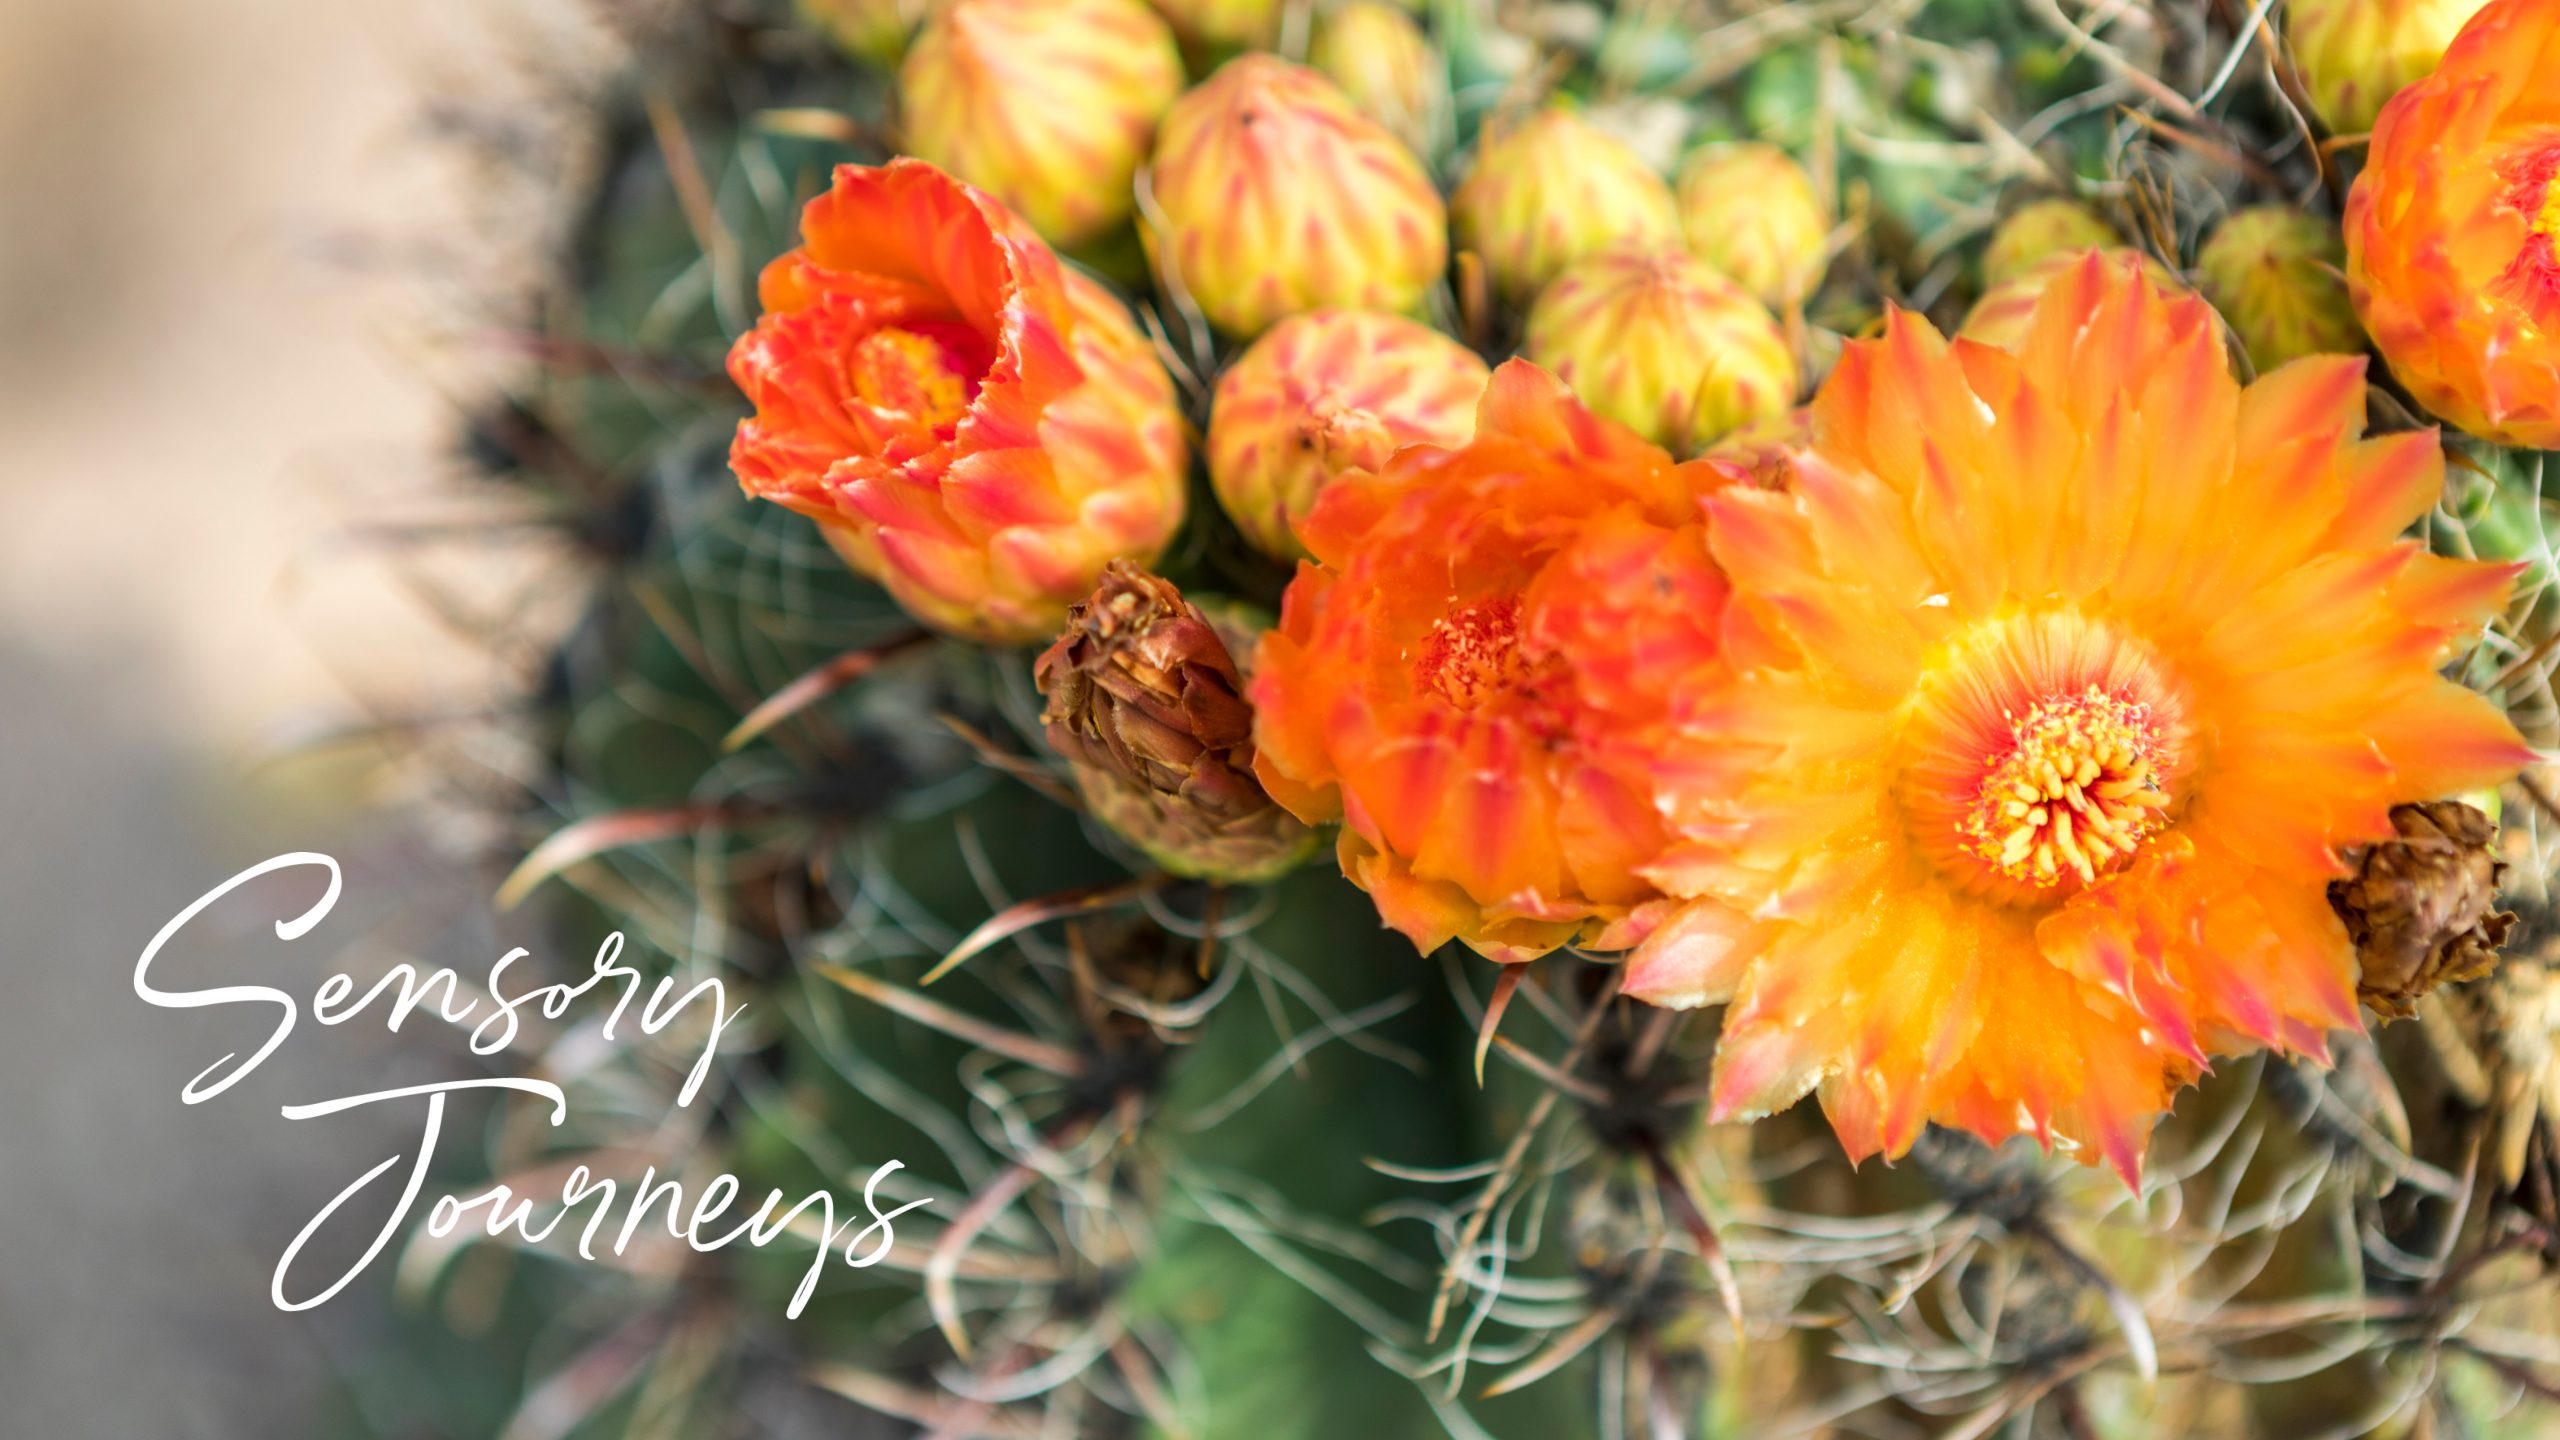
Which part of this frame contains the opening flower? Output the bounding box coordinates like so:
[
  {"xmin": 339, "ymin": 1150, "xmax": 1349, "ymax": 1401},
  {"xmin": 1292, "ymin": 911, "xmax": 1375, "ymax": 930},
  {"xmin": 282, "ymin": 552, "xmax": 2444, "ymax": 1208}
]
[
  {"xmin": 1627, "ymin": 255, "xmax": 2529, "ymax": 1182},
  {"xmin": 727, "ymin": 159, "xmax": 1188, "ymax": 643},
  {"xmin": 2344, "ymin": 0, "xmax": 2560, "ymax": 449},
  {"xmin": 1251, "ymin": 362, "xmax": 1736, "ymax": 961}
]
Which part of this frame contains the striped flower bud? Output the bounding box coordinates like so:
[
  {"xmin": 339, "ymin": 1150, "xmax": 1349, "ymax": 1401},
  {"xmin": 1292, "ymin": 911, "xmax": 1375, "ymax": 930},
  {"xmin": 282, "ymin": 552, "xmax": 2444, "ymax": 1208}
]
[
  {"xmin": 1452, "ymin": 106, "xmax": 1681, "ymax": 303},
  {"xmin": 1208, "ymin": 310, "xmax": 1491, "ymax": 560},
  {"xmin": 1674, "ymin": 142, "xmax": 1830, "ymax": 308},
  {"xmin": 2288, "ymin": 0, "xmax": 2494, "ymax": 134},
  {"xmin": 1310, "ymin": 1, "xmax": 1448, "ymax": 157},
  {"xmin": 900, "ymin": 0, "xmax": 1184, "ymax": 249},
  {"xmin": 1524, "ymin": 245, "xmax": 1798, "ymax": 453},
  {"xmin": 2196, "ymin": 205, "xmax": 2365, "ymax": 370},
  {"xmin": 1145, "ymin": 56, "xmax": 1447, "ymax": 337}
]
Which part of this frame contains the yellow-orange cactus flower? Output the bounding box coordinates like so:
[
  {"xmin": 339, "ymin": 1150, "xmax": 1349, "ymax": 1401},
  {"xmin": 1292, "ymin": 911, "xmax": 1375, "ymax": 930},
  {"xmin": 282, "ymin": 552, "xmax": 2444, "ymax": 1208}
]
[
  {"xmin": 1674, "ymin": 142, "xmax": 1831, "ymax": 307},
  {"xmin": 1252, "ymin": 362, "xmax": 1737, "ymax": 960},
  {"xmin": 1627, "ymin": 255, "xmax": 2529, "ymax": 1182},
  {"xmin": 2344, "ymin": 0, "xmax": 2560, "ymax": 450},
  {"xmin": 1981, "ymin": 199, "xmax": 2119, "ymax": 284},
  {"xmin": 2288, "ymin": 0, "xmax": 2495, "ymax": 133},
  {"xmin": 1525, "ymin": 245, "xmax": 1799, "ymax": 454},
  {"xmin": 2197, "ymin": 205, "xmax": 2365, "ymax": 371},
  {"xmin": 1452, "ymin": 106, "xmax": 1682, "ymax": 302},
  {"xmin": 900, "ymin": 0, "xmax": 1184, "ymax": 249},
  {"xmin": 1310, "ymin": 1, "xmax": 1448, "ymax": 157},
  {"xmin": 727, "ymin": 160, "xmax": 1188, "ymax": 644},
  {"xmin": 1146, "ymin": 0, "xmax": 1279, "ymax": 51},
  {"xmin": 1961, "ymin": 246, "xmax": 2189, "ymax": 352},
  {"xmin": 1146, "ymin": 56, "xmax": 1448, "ymax": 337},
  {"xmin": 1208, "ymin": 310, "xmax": 1490, "ymax": 561}
]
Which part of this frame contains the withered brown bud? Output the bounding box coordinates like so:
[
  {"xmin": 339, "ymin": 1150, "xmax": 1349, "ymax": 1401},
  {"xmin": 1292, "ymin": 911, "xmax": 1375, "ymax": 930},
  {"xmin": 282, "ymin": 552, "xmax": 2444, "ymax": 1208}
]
[
  {"xmin": 1034, "ymin": 562, "xmax": 1318, "ymax": 884},
  {"xmin": 2330, "ymin": 800, "xmax": 2515, "ymax": 1020}
]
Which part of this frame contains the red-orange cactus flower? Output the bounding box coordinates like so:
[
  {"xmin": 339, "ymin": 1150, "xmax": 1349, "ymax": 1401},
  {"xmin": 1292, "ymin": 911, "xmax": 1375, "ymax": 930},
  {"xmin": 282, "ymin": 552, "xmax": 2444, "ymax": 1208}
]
[
  {"xmin": 727, "ymin": 160, "xmax": 1188, "ymax": 643},
  {"xmin": 2345, "ymin": 0, "xmax": 2560, "ymax": 450},
  {"xmin": 1626, "ymin": 255, "xmax": 2529, "ymax": 1182},
  {"xmin": 1251, "ymin": 362, "xmax": 1736, "ymax": 960}
]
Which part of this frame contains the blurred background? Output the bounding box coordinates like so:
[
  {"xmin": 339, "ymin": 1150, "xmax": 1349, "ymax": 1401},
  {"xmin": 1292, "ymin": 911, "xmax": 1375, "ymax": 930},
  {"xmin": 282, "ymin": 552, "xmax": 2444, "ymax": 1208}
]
[{"xmin": 0, "ymin": 0, "xmax": 602, "ymax": 1432}]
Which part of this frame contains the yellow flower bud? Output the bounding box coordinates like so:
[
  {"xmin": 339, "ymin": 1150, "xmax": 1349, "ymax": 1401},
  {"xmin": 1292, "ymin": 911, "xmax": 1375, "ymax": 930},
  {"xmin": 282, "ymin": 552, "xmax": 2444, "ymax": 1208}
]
[
  {"xmin": 1452, "ymin": 106, "xmax": 1681, "ymax": 302},
  {"xmin": 1146, "ymin": 56, "xmax": 1448, "ymax": 337},
  {"xmin": 1981, "ymin": 199, "xmax": 2120, "ymax": 284},
  {"xmin": 1145, "ymin": 0, "xmax": 1281, "ymax": 51},
  {"xmin": 1524, "ymin": 245, "xmax": 1799, "ymax": 453},
  {"xmin": 901, "ymin": 0, "xmax": 1184, "ymax": 249},
  {"xmin": 2196, "ymin": 205, "xmax": 2364, "ymax": 370},
  {"xmin": 1674, "ymin": 142, "xmax": 1830, "ymax": 307},
  {"xmin": 1209, "ymin": 310, "xmax": 1491, "ymax": 560},
  {"xmin": 1310, "ymin": 2, "xmax": 1447, "ymax": 157},
  {"xmin": 797, "ymin": 0, "xmax": 927, "ymax": 64},
  {"xmin": 2287, "ymin": 0, "xmax": 2493, "ymax": 134}
]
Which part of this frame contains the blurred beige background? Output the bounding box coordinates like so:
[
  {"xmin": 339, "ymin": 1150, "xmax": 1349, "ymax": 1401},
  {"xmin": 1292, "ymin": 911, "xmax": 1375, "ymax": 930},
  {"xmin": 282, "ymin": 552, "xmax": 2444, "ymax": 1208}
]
[{"xmin": 0, "ymin": 0, "xmax": 607, "ymax": 1432}]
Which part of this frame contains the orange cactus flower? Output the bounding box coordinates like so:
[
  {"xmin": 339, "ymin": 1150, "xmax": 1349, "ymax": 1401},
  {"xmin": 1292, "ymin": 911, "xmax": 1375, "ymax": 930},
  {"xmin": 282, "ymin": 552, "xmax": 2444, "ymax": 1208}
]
[
  {"xmin": 727, "ymin": 159, "xmax": 1188, "ymax": 643},
  {"xmin": 1626, "ymin": 255, "xmax": 2529, "ymax": 1181},
  {"xmin": 2344, "ymin": 0, "xmax": 2560, "ymax": 450},
  {"xmin": 1251, "ymin": 362, "xmax": 1736, "ymax": 960}
]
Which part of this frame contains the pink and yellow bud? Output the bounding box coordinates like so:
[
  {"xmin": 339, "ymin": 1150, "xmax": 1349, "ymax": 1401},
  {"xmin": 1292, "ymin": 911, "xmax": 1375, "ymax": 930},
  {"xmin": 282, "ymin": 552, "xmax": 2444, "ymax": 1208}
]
[
  {"xmin": 2287, "ymin": 0, "xmax": 2494, "ymax": 134},
  {"xmin": 1209, "ymin": 310, "xmax": 1491, "ymax": 560},
  {"xmin": 1310, "ymin": 2, "xmax": 1448, "ymax": 157},
  {"xmin": 798, "ymin": 0, "xmax": 928, "ymax": 64},
  {"xmin": 1674, "ymin": 142, "xmax": 1830, "ymax": 307},
  {"xmin": 1145, "ymin": 56, "xmax": 1448, "ymax": 337},
  {"xmin": 1523, "ymin": 245, "xmax": 1798, "ymax": 453},
  {"xmin": 1145, "ymin": 0, "xmax": 1281, "ymax": 51},
  {"xmin": 2196, "ymin": 205, "xmax": 2364, "ymax": 370},
  {"xmin": 900, "ymin": 0, "xmax": 1184, "ymax": 250},
  {"xmin": 1452, "ymin": 106, "xmax": 1681, "ymax": 302},
  {"xmin": 1981, "ymin": 198, "xmax": 2119, "ymax": 284},
  {"xmin": 1961, "ymin": 247, "xmax": 2187, "ymax": 352}
]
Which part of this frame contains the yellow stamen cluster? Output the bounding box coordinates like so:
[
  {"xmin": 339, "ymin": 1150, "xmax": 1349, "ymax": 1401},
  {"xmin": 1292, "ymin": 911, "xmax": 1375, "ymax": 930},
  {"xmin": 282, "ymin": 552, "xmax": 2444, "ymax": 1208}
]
[
  {"xmin": 1961, "ymin": 686, "xmax": 2172, "ymax": 887},
  {"xmin": 850, "ymin": 327, "xmax": 972, "ymax": 429}
]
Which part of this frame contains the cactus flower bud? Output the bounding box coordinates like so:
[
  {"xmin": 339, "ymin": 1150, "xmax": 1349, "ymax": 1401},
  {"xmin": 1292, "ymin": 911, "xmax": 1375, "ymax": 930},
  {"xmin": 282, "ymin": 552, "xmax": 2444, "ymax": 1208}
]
[
  {"xmin": 1960, "ymin": 247, "xmax": 2188, "ymax": 352},
  {"xmin": 1523, "ymin": 245, "xmax": 1797, "ymax": 453},
  {"xmin": 1145, "ymin": 0, "xmax": 1281, "ymax": 51},
  {"xmin": 1452, "ymin": 106, "xmax": 1682, "ymax": 302},
  {"xmin": 1036, "ymin": 562, "xmax": 1320, "ymax": 883},
  {"xmin": 728, "ymin": 160, "xmax": 1188, "ymax": 643},
  {"xmin": 2331, "ymin": 801, "xmax": 2513, "ymax": 1018},
  {"xmin": 2196, "ymin": 205, "xmax": 2364, "ymax": 370},
  {"xmin": 900, "ymin": 0, "xmax": 1184, "ymax": 249},
  {"xmin": 1673, "ymin": 142, "xmax": 1830, "ymax": 307},
  {"xmin": 1310, "ymin": 1, "xmax": 1448, "ymax": 158},
  {"xmin": 798, "ymin": 0, "xmax": 927, "ymax": 64},
  {"xmin": 2287, "ymin": 0, "xmax": 2494, "ymax": 134},
  {"xmin": 1208, "ymin": 310, "xmax": 1491, "ymax": 560},
  {"xmin": 1145, "ymin": 56, "xmax": 1447, "ymax": 337},
  {"xmin": 1980, "ymin": 198, "xmax": 2119, "ymax": 284}
]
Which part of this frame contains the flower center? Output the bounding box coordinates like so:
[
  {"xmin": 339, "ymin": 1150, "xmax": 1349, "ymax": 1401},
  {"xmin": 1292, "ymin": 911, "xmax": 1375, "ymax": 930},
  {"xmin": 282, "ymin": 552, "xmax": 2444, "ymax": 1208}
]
[
  {"xmin": 1959, "ymin": 686, "xmax": 2171, "ymax": 888},
  {"xmin": 1418, "ymin": 597, "xmax": 1533, "ymax": 710},
  {"xmin": 2497, "ymin": 137, "xmax": 2560, "ymax": 315},
  {"xmin": 848, "ymin": 326, "xmax": 975, "ymax": 431}
]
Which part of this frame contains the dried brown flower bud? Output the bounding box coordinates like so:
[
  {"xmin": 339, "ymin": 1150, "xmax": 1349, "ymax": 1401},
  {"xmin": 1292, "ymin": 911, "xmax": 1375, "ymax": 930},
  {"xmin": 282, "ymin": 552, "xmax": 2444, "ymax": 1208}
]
[
  {"xmin": 2330, "ymin": 800, "xmax": 2514, "ymax": 1019},
  {"xmin": 1035, "ymin": 562, "xmax": 1319, "ymax": 883}
]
